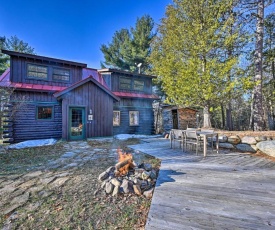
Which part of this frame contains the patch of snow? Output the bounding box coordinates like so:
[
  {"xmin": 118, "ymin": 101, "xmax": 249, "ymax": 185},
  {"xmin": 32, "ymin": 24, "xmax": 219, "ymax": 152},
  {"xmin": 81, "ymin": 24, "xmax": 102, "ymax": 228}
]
[
  {"xmin": 7, "ymin": 138, "xmax": 57, "ymax": 149},
  {"xmin": 114, "ymin": 134, "xmax": 161, "ymax": 140}
]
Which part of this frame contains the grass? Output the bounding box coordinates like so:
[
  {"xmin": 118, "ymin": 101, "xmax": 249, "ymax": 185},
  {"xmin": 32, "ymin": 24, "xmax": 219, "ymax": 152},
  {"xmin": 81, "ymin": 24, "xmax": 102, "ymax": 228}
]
[{"xmin": 0, "ymin": 138, "xmax": 161, "ymax": 229}]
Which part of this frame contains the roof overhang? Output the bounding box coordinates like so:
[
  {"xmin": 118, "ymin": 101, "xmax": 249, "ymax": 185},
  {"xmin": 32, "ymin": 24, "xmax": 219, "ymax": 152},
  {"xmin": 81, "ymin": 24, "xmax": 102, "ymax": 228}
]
[
  {"xmin": 54, "ymin": 76, "xmax": 120, "ymax": 101},
  {"xmin": 98, "ymin": 68, "xmax": 157, "ymax": 79}
]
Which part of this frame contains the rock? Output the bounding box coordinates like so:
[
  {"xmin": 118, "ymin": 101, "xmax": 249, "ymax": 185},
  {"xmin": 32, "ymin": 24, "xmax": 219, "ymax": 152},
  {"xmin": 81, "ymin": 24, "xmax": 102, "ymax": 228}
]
[
  {"xmin": 236, "ymin": 144, "xmax": 257, "ymax": 153},
  {"xmin": 49, "ymin": 177, "xmax": 69, "ymax": 188},
  {"xmin": 227, "ymin": 135, "xmax": 241, "ymax": 145},
  {"xmin": 217, "ymin": 135, "xmax": 228, "ymax": 143},
  {"xmin": 142, "ymin": 171, "xmax": 151, "ymax": 180},
  {"xmin": 143, "ymin": 188, "xmax": 154, "ymax": 199},
  {"xmin": 218, "ymin": 143, "xmax": 235, "ymax": 149},
  {"xmin": 105, "ymin": 182, "xmax": 114, "ymax": 194},
  {"xmin": 120, "ymin": 179, "xmax": 134, "ymax": 194},
  {"xmin": 63, "ymin": 163, "xmax": 78, "ymax": 169},
  {"xmin": 251, "ymin": 145, "xmax": 258, "ymax": 152},
  {"xmin": 143, "ymin": 163, "xmax": 152, "ymax": 171},
  {"xmin": 61, "ymin": 152, "xmax": 77, "ymax": 158},
  {"xmin": 98, "ymin": 171, "xmax": 109, "ymax": 181},
  {"xmin": 110, "ymin": 178, "xmax": 121, "ymax": 187},
  {"xmin": 23, "ymin": 171, "xmax": 43, "ymax": 178},
  {"xmin": 256, "ymin": 141, "xmax": 275, "ymax": 157},
  {"xmin": 255, "ymin": 136, "xmax": 267, "ymax": 142},
  {"xmin": 134, "ymin": 168, "xmax": 145, "ymax": 174},
  {"xmin": 106, "ymin": 166, "xmax": 115, "ymax": 173},
  {"xmin": 150, "ymin": 169, "xmax": 157, "ymax": 180},
  {"xmin": 133, "ymin": 185, "xmax": 142, "ymax": 196},
  {"xmin": 241, "ymin": 136, "xmax": 257, "ymax": 145},
  {"xmin": 112, "ymin": 186, "xmax": 120, "ymax": 196}
]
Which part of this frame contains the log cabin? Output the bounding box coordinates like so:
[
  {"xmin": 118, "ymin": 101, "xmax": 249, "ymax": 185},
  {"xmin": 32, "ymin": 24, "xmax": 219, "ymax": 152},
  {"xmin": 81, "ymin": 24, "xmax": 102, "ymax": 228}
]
[{"xmin": 0, "ymin": 50, "xmax": 158, "ymax": 143}]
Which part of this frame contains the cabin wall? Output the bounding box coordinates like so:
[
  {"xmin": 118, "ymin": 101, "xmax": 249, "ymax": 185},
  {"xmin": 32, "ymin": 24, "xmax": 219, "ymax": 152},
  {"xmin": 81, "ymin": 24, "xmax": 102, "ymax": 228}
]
[
  {"xmin": 11, "ymin": 91, "xmax": 62, "ymax": 143},
  {"xmin": 113, "ymin": 98, "xmax": 154, "ymax": 135},
  {"xmin": 10, "ymin": 56, "xmax": 83, "ymax": 86},
  {"xmin": 60, "ymin": 82, "xmax": 114, "ymax": 140}
]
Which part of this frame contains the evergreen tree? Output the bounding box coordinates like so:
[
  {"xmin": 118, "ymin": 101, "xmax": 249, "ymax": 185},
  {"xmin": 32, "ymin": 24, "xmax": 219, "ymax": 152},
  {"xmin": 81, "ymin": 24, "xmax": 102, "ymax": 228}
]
[
  {"xmin": 0, "ymin": 37, "xmax": 9, "ymax": 75},
  {"xmin": 100, "ymin": 15, "xmax": 155, "ymax": 73},
  {"xmin": 150, "ymin": 0, "xmax": 241, "ymax": 128}
]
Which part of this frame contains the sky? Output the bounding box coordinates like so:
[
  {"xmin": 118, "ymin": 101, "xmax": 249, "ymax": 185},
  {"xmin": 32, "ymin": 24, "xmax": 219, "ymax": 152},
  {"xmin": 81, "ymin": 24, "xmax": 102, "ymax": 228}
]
[{"xmin": 0, "ymin": 0, "xmax": 172, "ymax": 69}]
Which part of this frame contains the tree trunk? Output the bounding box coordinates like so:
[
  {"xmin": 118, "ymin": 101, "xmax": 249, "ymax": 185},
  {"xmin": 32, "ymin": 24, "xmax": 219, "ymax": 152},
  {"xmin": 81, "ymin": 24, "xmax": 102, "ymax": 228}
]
[
  {"xmin": 226, "ymin": 102, "xmax": 233, "ymax": 131},
  {"xmin": 221, "ymin": 104, "xmax": 225, "ymax": 129},
  {"xmin": 203, "ymin": 105, "xmax": 211, "ymax": 128},
  {"xmin": 252, "ymin": 0, "xmax": 264, "ymax": 131}
]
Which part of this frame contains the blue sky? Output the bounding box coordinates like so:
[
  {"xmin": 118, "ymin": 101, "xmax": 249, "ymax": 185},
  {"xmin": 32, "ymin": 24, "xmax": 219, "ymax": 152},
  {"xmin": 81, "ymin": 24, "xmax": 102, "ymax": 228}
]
[{"xmin": 0, "ymin": 0, "xmax": 172, "ymax": 69}]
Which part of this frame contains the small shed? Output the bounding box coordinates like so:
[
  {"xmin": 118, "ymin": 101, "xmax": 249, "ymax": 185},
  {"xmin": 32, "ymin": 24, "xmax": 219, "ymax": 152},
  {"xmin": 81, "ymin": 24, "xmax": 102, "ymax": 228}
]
[{"xmin": 160, "ymin": 105, "xmax": 198, "ymax": 132}]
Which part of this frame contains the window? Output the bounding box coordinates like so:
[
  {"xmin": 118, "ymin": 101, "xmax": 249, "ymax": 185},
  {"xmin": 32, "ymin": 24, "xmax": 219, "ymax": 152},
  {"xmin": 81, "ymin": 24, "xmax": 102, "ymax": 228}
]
[
  {"xmin": 37, "ymin": 106, "xmax": 53, "ymax": 120},
  {"xmin": 53, "ymin": 68, "xmax": 70, "ymax": 81},
  {"xmin": 113, "ymin": 111, "xmax": 120, "ymax": 126},
  {"xmin": 27, "ymin": 64, "xmax": 48, "ymax": 79},
  {"xmin": 133, "ymin": 80, "xmax": 144, "ymax": 91},
  {"xmin": 129, "ymin": 111, "xmax": 139, "ymax": 126},
  {"xmin": 119, "ymin": 77, "xmax": 131, "ymax": 90}
]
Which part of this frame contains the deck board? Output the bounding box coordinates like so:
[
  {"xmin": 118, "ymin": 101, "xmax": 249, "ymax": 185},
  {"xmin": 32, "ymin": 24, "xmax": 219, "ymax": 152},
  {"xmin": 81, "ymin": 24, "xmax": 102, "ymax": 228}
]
[{"xmin": 130, "ymin": 138, "xmax": 275, "ymax": 230}]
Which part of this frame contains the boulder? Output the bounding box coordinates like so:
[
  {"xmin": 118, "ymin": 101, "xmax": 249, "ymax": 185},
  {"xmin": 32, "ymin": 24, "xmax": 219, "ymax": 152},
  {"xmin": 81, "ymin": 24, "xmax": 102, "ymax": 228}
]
[
  {"xmin": 98, "ymin": 171, "xmax": 109, "ymax": 181},
  {"xmin": 227, "ymin": 135, "xmax": 241, "ymax": 145},
  {"xmin": 143, "ymin": 188, "xmax": 154, "ymax": 199},
  {"xmin": 133, "ymin": 185, "xmax": 142, "ymax": 196},
  {"xmin": 105, "ymin": 182, "xmax": 114, "ymax": 194},
  {"xmin": 236, "ymin": 144, "xmax": 256, "ymax": 153},
  {"xmin": 120, "ymin": 179, "xmax": 134, "ymax": 194},
  {"xmin": 214, "ymin": 135, "xmax": 228, "ymax": 143},
  {"xmin": 241, "ymin": 136, "xmax": 257, "ymax": 145},
  {"xmin": 255, "ymin": 136, "xmax": 267, "ymax": 142},
  {"xmin": 218, "ymin": 143, "xmax": 235, "ymax": 149},
  {"xmin": 256, "ymin": 141, "xmax": 275, "ymax": 157},
  {"xmin": 251, "ymin": 145, "xmax": 258, "ymax": 152}
]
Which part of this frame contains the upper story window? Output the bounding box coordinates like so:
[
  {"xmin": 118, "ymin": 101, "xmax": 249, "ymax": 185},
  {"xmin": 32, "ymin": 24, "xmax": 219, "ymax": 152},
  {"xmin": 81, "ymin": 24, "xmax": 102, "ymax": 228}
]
[
  {"xmin": 53, "ymin": 68, "xmax": 70, "ymax": 81},
  {"xmin": 133, "ymin": 80, "xmax": 144, "ymax": 91},
  {"xmin": 119, "ymin": 77, "xmax": 131, "ymax": 90},
  {"xmin": 119, "ymin": 77, "xmax": 145, "ymax": 91},
  {"xmin": 27, "ymin": 64, "xmax": 48, "ymax": 79}
]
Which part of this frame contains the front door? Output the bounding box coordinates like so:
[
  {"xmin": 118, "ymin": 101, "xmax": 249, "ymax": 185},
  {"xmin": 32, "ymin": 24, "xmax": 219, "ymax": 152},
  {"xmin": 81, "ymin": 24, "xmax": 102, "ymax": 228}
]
[{"xmin": 69, "ymin": 107, "xmax": 85, "ymax": 140}]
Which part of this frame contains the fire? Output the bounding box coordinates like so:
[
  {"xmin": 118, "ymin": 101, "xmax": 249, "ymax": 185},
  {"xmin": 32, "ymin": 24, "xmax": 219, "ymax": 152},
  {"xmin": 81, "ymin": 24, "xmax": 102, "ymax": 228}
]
[{"xmin": 116, "ymin": 148, "xmax": 135, "ymax": 176}]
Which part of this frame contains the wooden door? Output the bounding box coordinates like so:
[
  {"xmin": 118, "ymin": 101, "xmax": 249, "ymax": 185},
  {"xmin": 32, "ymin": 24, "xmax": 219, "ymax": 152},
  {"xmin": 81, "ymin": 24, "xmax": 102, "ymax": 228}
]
[{"xmin": 69, "ymin": 107, "xmax": 85, "ymax": 140}]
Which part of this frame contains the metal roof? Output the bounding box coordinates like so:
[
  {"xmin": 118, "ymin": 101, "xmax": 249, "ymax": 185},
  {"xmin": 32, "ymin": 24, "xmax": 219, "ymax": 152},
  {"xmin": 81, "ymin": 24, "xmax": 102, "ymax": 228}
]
[{"xmin": 113, "ymin": 91, "xmax": 159, "ymax": 99}]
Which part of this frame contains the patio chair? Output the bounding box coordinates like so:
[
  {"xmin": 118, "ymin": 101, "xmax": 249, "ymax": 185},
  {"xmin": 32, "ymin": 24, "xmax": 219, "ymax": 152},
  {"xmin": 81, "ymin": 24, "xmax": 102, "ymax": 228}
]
[
  {"xmin": 170, "ymin": 129, "xmax": 183, "ymax": 149},
  {"xmin": 184, "ymin": 130, "xmax": 202, "ymax": 155},
  {"xmin": 200, "ymin": 129, "xmax": 214, "ymax": 152}
]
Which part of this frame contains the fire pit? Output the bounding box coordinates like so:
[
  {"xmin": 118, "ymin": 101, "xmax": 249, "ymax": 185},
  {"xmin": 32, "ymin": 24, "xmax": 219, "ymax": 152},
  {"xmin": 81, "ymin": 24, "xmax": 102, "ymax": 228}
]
[{"xmin": 98, "ymin": 148, "xmax": 159, "ymax": 198}]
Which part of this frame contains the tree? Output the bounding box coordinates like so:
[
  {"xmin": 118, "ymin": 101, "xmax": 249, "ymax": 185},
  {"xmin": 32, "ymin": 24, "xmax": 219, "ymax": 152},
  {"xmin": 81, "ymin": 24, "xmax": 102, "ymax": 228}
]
[
  {"xmin": 150, "ymin": 0, "xmax": 241, "ymax": 128},
  {"xmin": 0, "ymin": 37, "xmax": 9, "ymax": 75},
  {"xmin": 100, "ymin": 15, "xmax": 155, "ymax": 73},
  {"xmin": 4, "ymin": 35, "xmax": 35, "ymax": 54}
]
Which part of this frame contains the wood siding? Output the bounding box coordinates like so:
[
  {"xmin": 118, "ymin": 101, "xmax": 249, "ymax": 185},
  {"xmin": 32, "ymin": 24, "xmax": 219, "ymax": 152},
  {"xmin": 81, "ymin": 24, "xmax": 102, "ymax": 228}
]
[
  {"xmin": 60, "ymin": 81, "xmax": 114, "ymax": 140},
  {"xmin": 113, "ymin": 99, "xmax": 154, "ymax": 135},
  {"xmin": 11, "ymin": 92, "xmax": 62, "ymax": 143},
  {"xmin": 10, "ymin": 56, "xmax": 83, "ymax": 86}
]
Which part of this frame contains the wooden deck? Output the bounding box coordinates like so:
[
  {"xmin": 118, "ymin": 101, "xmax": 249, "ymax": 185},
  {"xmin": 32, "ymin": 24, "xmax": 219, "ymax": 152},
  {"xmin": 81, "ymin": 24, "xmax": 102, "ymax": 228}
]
[{"xmin": 130, "ymin": 138, "xmax": 275, "ymax": 230}]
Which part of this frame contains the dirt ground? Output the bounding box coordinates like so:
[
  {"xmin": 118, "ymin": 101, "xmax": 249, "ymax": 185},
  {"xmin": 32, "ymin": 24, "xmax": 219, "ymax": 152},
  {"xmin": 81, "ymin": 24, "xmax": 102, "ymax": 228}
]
[
  {"xmin": 216, "ymin": 130, "xmax": 275, "ymax": 139},
  {"xmin": 0, "ymin": 138, "xmax": 160, "ymax": 230}
]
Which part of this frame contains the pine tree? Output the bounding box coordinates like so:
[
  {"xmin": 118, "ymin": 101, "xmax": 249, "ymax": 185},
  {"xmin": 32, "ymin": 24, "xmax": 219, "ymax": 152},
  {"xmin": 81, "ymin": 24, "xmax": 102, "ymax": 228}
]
[{"xmin": 100, "ymin": 15, "xmax": 155, "ymax": 73}]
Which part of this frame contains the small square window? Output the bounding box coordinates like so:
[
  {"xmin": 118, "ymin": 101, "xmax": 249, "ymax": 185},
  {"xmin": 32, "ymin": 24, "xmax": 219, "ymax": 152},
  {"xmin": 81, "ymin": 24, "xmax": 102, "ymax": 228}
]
[
  {"xmin": 37, "ymin": 106, "xmax": 53, "ymax": 120},
  {"xmin": 133, "ymin": 80, "xmax": 144, "ymax": 91},
  {"xmin": 113, "ymin": 111, "xmax": 120, "ymax": 126},
  {"xmin": 129, "ymin": 111, "xmax": 139, "ymax": 126}
]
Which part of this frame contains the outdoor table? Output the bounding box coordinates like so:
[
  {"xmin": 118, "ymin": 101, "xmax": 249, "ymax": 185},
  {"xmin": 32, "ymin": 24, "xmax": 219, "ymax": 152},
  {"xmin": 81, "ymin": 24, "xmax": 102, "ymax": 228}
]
[{"xmin": 197, "ymin": 131, "xmax": 219, "ymax": 157}]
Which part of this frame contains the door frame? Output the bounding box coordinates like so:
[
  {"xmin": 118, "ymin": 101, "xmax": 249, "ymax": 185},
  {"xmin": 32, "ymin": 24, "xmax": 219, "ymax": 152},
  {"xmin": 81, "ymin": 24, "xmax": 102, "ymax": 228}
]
[{"xmin": 68, "ymin": 107, "xmax": 86, "ymax": 140}]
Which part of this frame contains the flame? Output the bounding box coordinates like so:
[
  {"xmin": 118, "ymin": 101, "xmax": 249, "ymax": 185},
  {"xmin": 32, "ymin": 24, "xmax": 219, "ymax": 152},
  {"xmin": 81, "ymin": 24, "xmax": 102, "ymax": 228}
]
[{"xmin": 116, "ymin": 148, "xmax": 134, "ymax": 176}]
